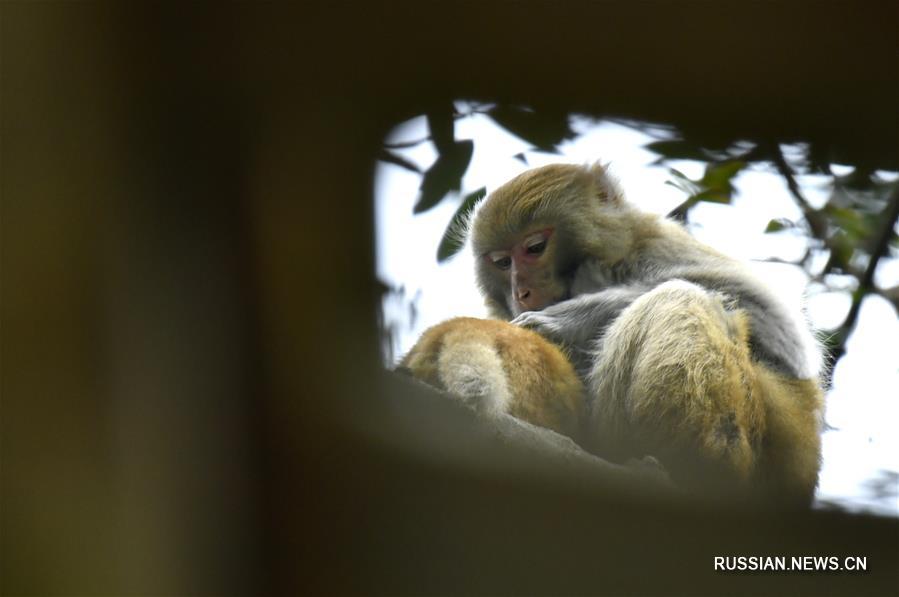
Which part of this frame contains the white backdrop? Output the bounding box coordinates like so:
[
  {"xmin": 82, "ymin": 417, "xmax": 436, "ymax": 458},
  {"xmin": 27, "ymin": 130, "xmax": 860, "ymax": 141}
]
[{"xmin": 376, "ymin": 110, "xmax": 899, "ymax": 517}]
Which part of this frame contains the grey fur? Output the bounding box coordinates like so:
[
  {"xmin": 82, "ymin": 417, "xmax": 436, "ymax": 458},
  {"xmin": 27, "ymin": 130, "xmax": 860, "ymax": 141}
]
[
  {"xmin": 512, "ymin": 284, "xmax": 650, "ymax": 376},
  {"xmin": 515, "ymin": 255, "xmax": 817, "ymax": 380},
  {"xmin": 470, "ymin": 164, "xmax": 823, "ymax": 500},
  {"xmin": 475, "ymin": 163, "xmax": 820, "ymax": 383}
]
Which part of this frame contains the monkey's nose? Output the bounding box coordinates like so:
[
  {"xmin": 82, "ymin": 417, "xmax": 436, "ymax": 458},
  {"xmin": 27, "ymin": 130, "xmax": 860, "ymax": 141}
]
[{"xmin": 517, "ymin": 288, "xmax": 531, "ymax": 301}]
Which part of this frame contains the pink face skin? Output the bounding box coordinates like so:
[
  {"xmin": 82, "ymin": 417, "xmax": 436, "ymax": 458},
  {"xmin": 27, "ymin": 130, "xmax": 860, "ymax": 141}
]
[{"xmin": 485, "ymin": 227, "xmax": 556, "ymax": 313}]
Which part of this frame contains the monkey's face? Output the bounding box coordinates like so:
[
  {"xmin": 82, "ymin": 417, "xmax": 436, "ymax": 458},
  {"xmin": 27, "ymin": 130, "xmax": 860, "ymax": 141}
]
[
  {"xmin": 483, "ymin": 226, "xmax": 568, "ymax": 316},
  {"xmin": 471, "ymin": 163, "xmax": 621, "ymax": 319}
]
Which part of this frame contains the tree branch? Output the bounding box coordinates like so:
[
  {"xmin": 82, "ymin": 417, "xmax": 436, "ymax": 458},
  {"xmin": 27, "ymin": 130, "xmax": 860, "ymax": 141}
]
[
  {"xmin": 383, "ymin": 136, "xmax": 432, "ymax": 150},
  {"xmin": 769, "ymin": 142, "xmax": 828, "ymax": 240},
  {"xmin": 827, "ymin": 183, "xmax": 899, "ymax": 365}
]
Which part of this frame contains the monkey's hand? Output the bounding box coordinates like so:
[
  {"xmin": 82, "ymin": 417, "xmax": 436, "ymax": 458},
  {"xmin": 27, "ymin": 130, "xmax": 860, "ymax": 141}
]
[
  {"xmin": 512, "ymin": 306, "xmax": 595, "ymax": 377},
  {"xmin": 512, "ymin": 295, "xmax": 604, "ymax": 348},
  {"xmin": 512, "ymin": 286, "xmax": 648, "ymax": 347},
  {"xmin": 511, "ymin": 309, "xmax": 569, "ymax": 343}
]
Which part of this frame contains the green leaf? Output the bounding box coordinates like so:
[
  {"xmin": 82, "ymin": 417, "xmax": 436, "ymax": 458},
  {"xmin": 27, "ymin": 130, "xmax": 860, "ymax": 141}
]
[
  {"xmin": 665, "ymin": 179, "xmax": 692, "ymax": 195},
  {"xmin": 693, "ymin": 189, "xmax": 732, "ymax": 204},
  {"xmin": 666, "ymin": 200, "xmax": 694, "ymax": 222},
  {"xmin": 665, "ymin": 168, "xmax": 699, "ymax": 195},
  {"xmin": 487, "ymin": 105, "xmax": 573, "ymax": 153},
  {"xmin": 645, "ymin": 140, "xmax": 708, "ymax": 161},
  {"xmin": 829, "ymin": 232, "xmax": 855, "ymax": 271},
  {"xmin": 668, "ymin": 168, "xmax": 690, "ymax": 180},
  {"xmin": 764, "ymin": 218, "xmax": 791, "ymax": 233},
  {"xmin": 700, "ymin": 160, "xmax": 745, "ymax": 191},
  {"xmin": 666, "ymin": 161, "xmax": 744, "ymax": 207},
  {"xmin": 824, "ymin": 205, "xmax": 870, "ymax": 239},
  {"xmin": 414, "ymin": 140, "xmax": 474, "ymax": 214},
  {"xmin": 437, "ymin": 187, "xmax": 487, "ymax": 262}
]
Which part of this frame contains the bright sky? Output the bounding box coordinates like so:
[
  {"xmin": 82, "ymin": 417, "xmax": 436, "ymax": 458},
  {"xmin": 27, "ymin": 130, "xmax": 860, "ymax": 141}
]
[{"xmin": 375, "ymin": 109, "xmax": 899, "ymax": 517}]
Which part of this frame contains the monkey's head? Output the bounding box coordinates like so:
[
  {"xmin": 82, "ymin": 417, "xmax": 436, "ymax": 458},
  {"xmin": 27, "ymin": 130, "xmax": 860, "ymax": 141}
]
[{"xmin": 470, "ymin": 162, "xmax": 634, "ymax": 319}]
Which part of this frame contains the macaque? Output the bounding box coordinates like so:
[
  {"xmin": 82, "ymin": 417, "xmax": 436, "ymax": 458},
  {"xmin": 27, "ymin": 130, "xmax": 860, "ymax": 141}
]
[
  {"xmin": 399, "ymin": 317, "xmax": 585, "ymax": 442},
  {"xmin": 463, "ymin": 162, "xmax": 824, "ymax": 503}
]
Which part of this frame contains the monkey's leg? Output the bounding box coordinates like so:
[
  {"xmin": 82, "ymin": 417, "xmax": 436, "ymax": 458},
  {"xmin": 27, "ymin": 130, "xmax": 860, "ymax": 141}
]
[
  {"xmin": 400, "ymin": 317, "xmax": 586, "ymax": 441},
  {"xmin": 588, "ymin": 280, "xmax": 765, "ymax": 492},
  {"xmin": 752, "ymin": 367, "xmax": 823, "ymax": 505}
]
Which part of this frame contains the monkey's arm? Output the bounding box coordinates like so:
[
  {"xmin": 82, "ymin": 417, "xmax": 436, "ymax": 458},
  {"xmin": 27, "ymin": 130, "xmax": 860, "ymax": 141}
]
[{"xmin": 511, "ymin": 285, "xmax": 649, "ymax": 349}]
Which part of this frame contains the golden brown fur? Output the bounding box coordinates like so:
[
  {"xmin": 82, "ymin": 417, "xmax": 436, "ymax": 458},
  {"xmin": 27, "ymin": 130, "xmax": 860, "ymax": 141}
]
[
  {"xmin": 403, "ymin": 162, "xmax": 824, "ymax": 505},
  {"xmin": 754, "ymin": 371, "xmax": 824, "ymax": 502},
  {"xmin": 400, "ymin": 317, "xmax": 585, "ymax": 442},
  {"xmin": 589, "ymin": 279, "xmax": 823, "ymax": 503}
]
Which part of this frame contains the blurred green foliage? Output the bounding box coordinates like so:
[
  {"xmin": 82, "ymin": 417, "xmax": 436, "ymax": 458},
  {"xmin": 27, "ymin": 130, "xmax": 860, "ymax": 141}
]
[
  {"xmin": 377, "ymin": 106, "xmax": 899, "ymax": 374},
  {"xmin": 437, "ymin": 187, "xmax": 486, "ymax": 262}
]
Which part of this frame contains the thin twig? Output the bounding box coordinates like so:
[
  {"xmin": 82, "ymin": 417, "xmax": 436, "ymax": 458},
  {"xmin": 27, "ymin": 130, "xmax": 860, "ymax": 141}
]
[
  {"xmin": 828, "ymin": 182, "xmax": 899, "ymax": 365},
  {"xmin": 383, "ymin": 136, "xmax": 432, "ymax": 150},
  {"xmin": 769, "ymin": 142, "xmax": 828, "ymax": 239}
]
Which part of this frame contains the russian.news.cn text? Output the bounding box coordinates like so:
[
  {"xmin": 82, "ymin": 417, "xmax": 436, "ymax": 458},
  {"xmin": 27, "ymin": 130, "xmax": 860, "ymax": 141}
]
[{"xmin": 714, "ymin": 556, "xmax": 867, "ymax": 572}]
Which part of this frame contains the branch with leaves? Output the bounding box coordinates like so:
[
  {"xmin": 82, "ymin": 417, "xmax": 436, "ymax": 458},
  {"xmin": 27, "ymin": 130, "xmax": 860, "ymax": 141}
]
[{"xmin": 378, "ymin": 108, "xmax": 899, "ymax": 376}]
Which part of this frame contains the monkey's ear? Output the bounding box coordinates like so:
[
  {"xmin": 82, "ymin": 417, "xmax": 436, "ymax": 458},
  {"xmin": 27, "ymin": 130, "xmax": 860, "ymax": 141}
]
[{"xmin": 588, "ymin": 162, "xmax": 625, "ymax": 204}]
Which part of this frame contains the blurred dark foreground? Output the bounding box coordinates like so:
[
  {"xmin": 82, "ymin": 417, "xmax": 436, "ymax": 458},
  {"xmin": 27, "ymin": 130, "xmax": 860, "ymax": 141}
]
[{"xmin": 2, "ymin": 3, "xmax": 897, "ymax": 595}]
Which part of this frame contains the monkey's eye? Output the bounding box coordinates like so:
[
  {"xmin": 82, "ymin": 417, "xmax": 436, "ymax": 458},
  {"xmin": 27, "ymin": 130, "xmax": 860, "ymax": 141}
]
[
  {"xmin": 524, "ymin": 232, "xmax": 549, "ymax": 256},
  {"xmin": 526, "ymin": 239, "xmax": 547, "ymax": 255},
  {"xmin": 488, "ymin": 253, "xmax": 512, "ymax": 270}
]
